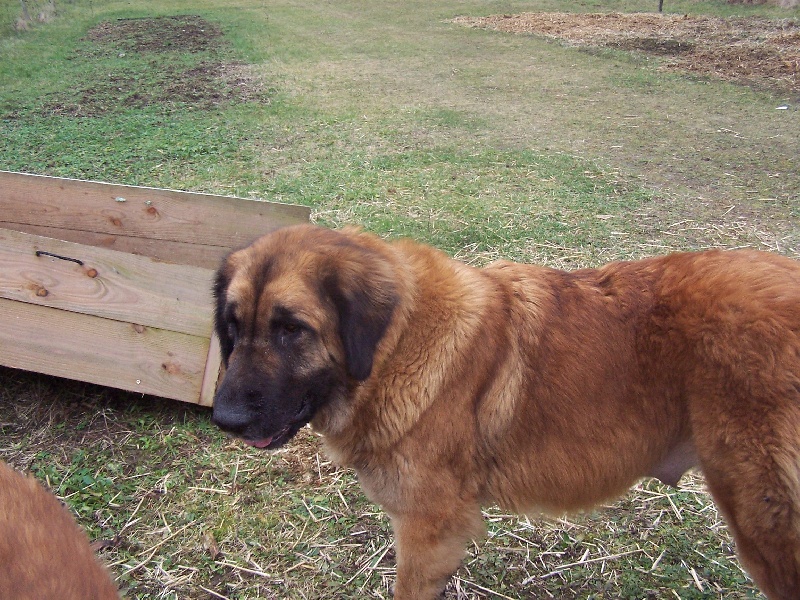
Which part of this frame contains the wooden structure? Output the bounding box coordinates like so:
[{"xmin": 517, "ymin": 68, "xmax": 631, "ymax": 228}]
[{"xmin": 0, "ymin": 171, "xmax": 310, "ymax": 405}]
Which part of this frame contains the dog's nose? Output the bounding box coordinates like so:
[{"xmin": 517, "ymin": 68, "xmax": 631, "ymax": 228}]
[
  {"xmin": 211, "ymin": 402, "xmax": 253, "ymax": 434},
  {"xmin": 211, "ymin": 369, "xmax": 265, "ymax": 434},
  {"xmin": 211, "ymin": 384, "xmax": 256, "ymax": 434}
]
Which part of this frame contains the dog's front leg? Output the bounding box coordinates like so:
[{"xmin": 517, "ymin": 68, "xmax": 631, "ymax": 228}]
[{"xmin": 390, "ymin": 510, "xmax": 483, "ymax": 600}]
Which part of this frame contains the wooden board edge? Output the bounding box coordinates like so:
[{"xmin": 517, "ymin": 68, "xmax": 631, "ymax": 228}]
[{"xmin": 199, "ymin": 334, "xmax": 222, "ymax": 407}]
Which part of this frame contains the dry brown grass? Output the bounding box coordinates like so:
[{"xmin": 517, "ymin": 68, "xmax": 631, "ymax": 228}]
[
  {"xmin": 451, "ymin": 13, "xmax": 800, "ymax": 94},
  {"xmin": 0, "ymin": 371, "xmax": 762, "ymax": 598}
]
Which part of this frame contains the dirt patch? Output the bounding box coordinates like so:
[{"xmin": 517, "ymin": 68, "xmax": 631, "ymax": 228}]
[
  {"xmin": 452, "ymin": 13, "xmax": 800, "ymax": 94},
  {"xmin": 36, "ymin": 15, "xmax": 268, "ymax": 117},
  {"xmin": 83, "ymin": 14, "xmax": 224, "ymax": 54},
  {"xmin": 43, "ymin": 61, "xmax": 268, "ymax": 117}
]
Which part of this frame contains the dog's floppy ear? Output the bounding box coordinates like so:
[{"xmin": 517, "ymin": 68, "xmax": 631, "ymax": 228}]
[
  {"xmin": 324, "ymin": 245, "xmax": 398, "ymax": 381},
  {"xmin": 213, "ymin": 254, "xmax": 237, "ymax": 365}
]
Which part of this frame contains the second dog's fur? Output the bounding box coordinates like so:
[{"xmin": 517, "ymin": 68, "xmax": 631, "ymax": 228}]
[{"xmin": 0, "ymin": 461, "xmax": 119, "ymax": 600}]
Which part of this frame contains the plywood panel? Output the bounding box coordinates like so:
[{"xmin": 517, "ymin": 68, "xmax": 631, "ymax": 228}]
[
  {"xmin": 0, "ymin": 229, "xmax": 215, "ymax": 337},
  {"xmin": 0, "ymin": 299, "xmax": 209, "ymax": 403}
]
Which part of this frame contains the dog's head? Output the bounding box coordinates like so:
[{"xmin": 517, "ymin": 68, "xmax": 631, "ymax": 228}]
[{"xmin": 211, "ymin": 225, "xmax": 398, "ymax": 449}]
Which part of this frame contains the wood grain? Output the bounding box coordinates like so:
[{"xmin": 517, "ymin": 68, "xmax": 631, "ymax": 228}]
[
  {"xmin": 9, "ymin": 223, "xmax": 234, "ymax": 270},
  {"xmin": 199, "ymin": 334, "xmax": 223, "ymax": 407},
  {"xmin": 0, "ymin": 229, "xmax": 215, "ymax": 337},
  {"xmin": 0, "ymin": 170, "xmax": 310, "ymax": 252},
  {"xmin": 0, "ymin": 298, "xmax": 209, "ymax": 402},
  {"xmin": 0, "ymin": 171, "xmax": 311, "ymax": 404}
]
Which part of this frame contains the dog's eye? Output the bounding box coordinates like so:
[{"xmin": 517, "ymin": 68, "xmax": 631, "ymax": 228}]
[
  {"xmin": 273, "ymin": 318, "xmax": 304, "ymax": 341},
  {"xmin": 270, "ymin": 306, "xmax": 309, "ymax": 344},
  {"xmin": 227, "ymin": 320, "xmax": 239, "ymax": 343},
  {"xmin": 223, "ymin": 305, "xmax": 239, "ymax": 343}
]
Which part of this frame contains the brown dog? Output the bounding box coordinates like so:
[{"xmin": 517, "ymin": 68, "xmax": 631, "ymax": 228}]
[
  {"xmin": 212, "ymin": 224, "xmax": 800, "ymax": 600},
  {"xmin": 0, "ymin": 461, "xmax": 120, "ymax": 600}
]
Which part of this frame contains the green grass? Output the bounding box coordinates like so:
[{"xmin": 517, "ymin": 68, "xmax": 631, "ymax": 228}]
[
  {"xmin": 1, "ymin": 0, "xmax": 798, "ymax": 598},
  {"xmin": 1, "ymin": 370, "xmax": 766, "ymax": 599},
  {"xmin": 0, "ymin": 111, "xmax": 254, "ymax": 184},
  {"xmin": 262, "ymin": 147, "xmax": 659, "ymax": 267}
]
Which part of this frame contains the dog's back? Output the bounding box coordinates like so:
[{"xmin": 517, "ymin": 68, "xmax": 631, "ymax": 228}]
[
  {"xmin": 485, "ymin": 248, "xmax": 800, "ymax": 599},
  {"xmin": 0, "ymin": 461, "xmax": 120, "ymax": 600}
]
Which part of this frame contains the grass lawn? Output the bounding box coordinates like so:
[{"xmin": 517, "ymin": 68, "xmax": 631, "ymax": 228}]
[{"xmin": 0, "ymin": 0, "xmax": 798, "ymax": 597}]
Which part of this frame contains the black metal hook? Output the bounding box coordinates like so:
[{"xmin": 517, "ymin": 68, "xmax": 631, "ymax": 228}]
[{"xmin": 35, "ymin": 251, "xmax": 85, "ymax": 266}]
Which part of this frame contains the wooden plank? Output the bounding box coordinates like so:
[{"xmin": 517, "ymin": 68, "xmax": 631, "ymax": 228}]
[
  {"xmin": 198, "ymin": 334, "xmax": 223, "ymax": 407},
  {"xmin": 0, "ymin": 229, "xmax": 215, "ymax": 337},
  {"xmin": 10, "ymin": 223, "xmax": 234, "ymax": 269},
  {"xmin": 0, "ymin": 170, "xmax": 310, "ymax": 249},
  {"xmin": 0, "ymin": 298, "xmax": 209, "ymax": 403},
  {"xmin": 0, "ymin": 171, "xmax": 309, "ymax": 404}
]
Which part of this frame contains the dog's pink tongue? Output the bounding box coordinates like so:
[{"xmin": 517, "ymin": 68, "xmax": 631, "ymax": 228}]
[{"xmin": 244, "ymin": 437, "xmax": 272, "ymax": 449}]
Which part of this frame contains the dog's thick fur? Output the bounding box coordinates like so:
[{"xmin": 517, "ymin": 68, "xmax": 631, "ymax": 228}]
[
  {"xmin": 212, "ymin": 224, "xmax": 800, "ymax": 600},
  {"xmin": 0, "ymin": 461, "xmax": 119, "ymax": 600}
]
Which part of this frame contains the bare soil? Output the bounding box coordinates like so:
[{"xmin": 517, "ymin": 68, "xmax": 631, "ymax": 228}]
[
  {"xmin": 83, "ymin": 14, "xmax": 224, "ymax": 54},
  {"xmin": 453, "ymin": 13, "xmax": 800, "ymax": 94},
  {"xmin": 41, "ymin": 15, "xmax": 267, "ymax": 117}
]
